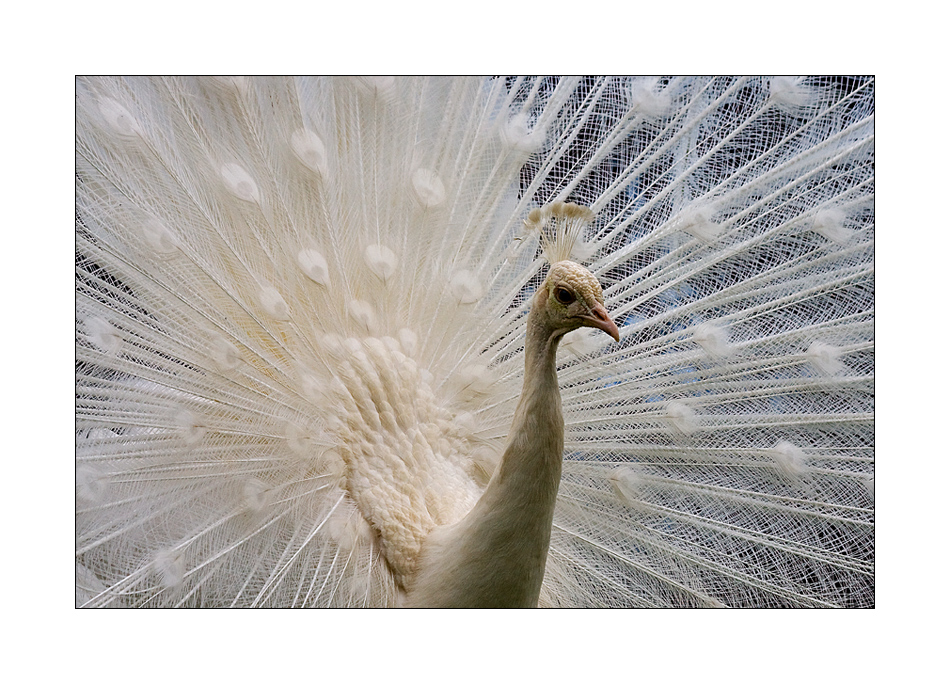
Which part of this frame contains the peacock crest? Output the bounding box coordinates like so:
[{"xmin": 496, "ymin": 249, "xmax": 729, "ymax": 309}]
[{"xmin": 523, "ymin": 201, "xmax": 596, "ymax": 264}]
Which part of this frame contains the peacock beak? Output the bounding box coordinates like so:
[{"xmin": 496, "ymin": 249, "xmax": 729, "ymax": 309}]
[{"xmin": 581, "ymin": 303, "xmax": 620, "ymax": 342}]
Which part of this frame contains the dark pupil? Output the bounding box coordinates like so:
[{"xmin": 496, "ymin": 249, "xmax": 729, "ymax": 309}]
[{"xmin": 556, "ymin": 288, "xmax": 574, "ymax": 304}]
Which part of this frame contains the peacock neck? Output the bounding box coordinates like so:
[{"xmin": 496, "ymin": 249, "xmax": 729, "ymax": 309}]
[
  {"xmin": 404, "ymin": 298, "xmax": 566, "ymax": 607},
  {"xmin": 465, "ymin": 301, "xmax": 566, "ymax": 604},
  {"xmin": 496, "ymin": 304, "xmax": 565, "ymax": 504}
]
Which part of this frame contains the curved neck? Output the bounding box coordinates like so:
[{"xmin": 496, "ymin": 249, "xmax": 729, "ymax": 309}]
[
  {"xmin": 492, "ymin": 307, "xmax": 564, "ymax": 514},
  {"xmin": 406, "ymin": 301, "xmax": 565, "ymax": 607}
]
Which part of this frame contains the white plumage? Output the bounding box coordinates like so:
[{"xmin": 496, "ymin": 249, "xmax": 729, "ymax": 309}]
[{"xmin": 76, "ymin": 76, "xmax": 874, "ymax": 607}]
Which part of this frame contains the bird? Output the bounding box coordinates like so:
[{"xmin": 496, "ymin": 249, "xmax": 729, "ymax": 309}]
[{"xmin": 76, "ymin": 76, "xmax": 874, "ymax": 608}]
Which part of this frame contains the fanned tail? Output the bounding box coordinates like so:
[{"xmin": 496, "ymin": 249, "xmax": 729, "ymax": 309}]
[{"xmin": 77, "ymin": 76, "xmax": 873, "ymax": 607}]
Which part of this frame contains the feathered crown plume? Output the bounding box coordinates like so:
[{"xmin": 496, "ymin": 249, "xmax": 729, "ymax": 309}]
[{"xmin": 523, "ymin": 201, "xmax": 595, "ymax": 264}]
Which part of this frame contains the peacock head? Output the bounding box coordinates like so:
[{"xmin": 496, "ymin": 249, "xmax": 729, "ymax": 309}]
[{"xmin": 538, "ymin": 260, "xmax": 620, "ymax": 342}]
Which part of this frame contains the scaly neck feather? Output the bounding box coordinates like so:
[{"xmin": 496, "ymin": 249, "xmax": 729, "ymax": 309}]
[{"xmin": 405, "ymin": 295, "xmax": 564, "ymax": 607}]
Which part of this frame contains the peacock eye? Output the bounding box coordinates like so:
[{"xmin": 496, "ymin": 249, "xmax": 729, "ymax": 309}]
[{"xmin": 555, "ymin": 287, "xmax": 575, "ymax": 305}]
